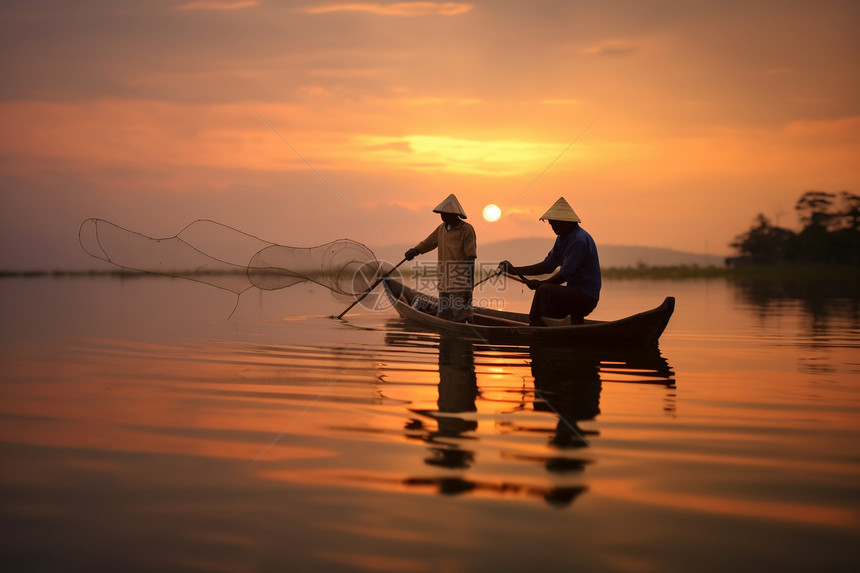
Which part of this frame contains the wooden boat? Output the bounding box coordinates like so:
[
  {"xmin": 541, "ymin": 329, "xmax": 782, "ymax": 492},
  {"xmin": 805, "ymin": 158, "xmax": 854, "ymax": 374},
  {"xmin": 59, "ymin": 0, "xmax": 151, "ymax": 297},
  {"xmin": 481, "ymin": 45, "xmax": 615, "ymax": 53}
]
[{"xmin": 382, "ymin": 278, "xmax": 674, "ymax": 347}]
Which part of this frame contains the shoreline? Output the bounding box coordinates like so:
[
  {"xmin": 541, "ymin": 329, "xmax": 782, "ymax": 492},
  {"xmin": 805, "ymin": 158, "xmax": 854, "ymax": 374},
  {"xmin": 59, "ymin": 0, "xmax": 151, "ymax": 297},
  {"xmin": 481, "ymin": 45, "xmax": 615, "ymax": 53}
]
[{"xmin": 2, "ymin": 264, "xmax": 857, "ymax": 281}]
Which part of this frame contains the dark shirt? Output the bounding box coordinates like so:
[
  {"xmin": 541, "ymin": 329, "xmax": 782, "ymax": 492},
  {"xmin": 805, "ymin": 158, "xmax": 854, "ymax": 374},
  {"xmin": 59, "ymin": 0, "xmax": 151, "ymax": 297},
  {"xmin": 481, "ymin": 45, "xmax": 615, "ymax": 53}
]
[{"xmin": 543, "ymin": 226, "xmax": 601, "ymax": 299}]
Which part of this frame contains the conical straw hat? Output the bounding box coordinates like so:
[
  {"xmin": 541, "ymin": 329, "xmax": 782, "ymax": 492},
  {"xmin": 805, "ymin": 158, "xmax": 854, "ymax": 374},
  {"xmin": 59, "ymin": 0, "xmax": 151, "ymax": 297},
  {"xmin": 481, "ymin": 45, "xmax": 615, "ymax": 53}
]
[
  {"xmin": 433, "ymin": 194, "xmax": 467, "ymax": 219},
  {"xmin": 539, "ymin": 196, "xmax": 581, "ymax": 222}
]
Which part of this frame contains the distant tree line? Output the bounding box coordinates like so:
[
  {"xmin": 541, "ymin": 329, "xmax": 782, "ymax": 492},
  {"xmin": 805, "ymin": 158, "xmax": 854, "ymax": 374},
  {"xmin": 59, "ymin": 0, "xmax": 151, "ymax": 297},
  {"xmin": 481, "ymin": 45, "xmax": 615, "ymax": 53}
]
[{"xmin": 730, "ymin": 191, "xmax": 860, "ymax": 265}]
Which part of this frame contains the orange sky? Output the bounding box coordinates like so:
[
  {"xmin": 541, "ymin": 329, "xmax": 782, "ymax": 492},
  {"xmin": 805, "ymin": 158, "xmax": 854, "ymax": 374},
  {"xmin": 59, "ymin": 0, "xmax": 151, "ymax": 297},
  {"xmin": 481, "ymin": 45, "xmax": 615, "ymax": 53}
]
[{"xmin": 1, "ymin": 1, "xmax": 859, "ymax": 269}]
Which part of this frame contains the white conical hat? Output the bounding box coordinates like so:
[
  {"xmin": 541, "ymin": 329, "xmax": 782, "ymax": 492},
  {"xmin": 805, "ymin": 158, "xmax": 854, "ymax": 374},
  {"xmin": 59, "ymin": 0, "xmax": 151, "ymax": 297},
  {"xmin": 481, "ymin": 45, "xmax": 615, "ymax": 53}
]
[
  {"xmin": 539, "ymin": 196, "xmax": 581, "ymax": 222},
  {"xmin": 433, "ymin": 193, "xmax": 467, "ymax": 219}
]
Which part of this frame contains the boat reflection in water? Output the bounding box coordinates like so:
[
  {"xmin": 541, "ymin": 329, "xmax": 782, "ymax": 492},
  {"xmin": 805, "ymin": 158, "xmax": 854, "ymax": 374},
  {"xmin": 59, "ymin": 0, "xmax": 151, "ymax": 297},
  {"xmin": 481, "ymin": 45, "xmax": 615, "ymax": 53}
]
[{"xmin": 385, "ymin": 330, "xmax": 675, "ymax": 507}]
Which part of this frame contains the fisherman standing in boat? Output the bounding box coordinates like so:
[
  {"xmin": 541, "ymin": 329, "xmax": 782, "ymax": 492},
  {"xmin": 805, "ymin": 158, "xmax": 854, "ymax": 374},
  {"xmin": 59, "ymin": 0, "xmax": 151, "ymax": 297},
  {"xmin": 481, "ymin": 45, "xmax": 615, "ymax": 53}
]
[
  {"xmin": 499, "ymin": 197, "xmax": 601, "ymax": 326},
  {"xmin": 405, "ymin": 194, "xmax": 477, "ymax": 323}
]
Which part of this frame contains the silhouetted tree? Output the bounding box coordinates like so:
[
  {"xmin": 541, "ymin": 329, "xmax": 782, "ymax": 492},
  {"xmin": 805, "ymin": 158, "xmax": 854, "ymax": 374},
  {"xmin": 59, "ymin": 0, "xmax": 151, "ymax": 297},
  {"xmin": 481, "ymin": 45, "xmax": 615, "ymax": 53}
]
[
  {"xmin": 795, "ymin": 191, "xmax": 836, "ymax": 230},
  {"xmin": 730, "ymin": 214, "xmax": 797, "ymax": 264},
  {"xmin": 836, "ymin": 191, "xmax": 860, "ymax": 231},
  {"xmin": 795, "ymin": 191, "xmax": 859, "ymax": 263},
  {"xmin": 731, "ymin": 190, "xmax": 859, "ymax": 265},
  {"xmin": 830, "ymin": 192, "xmax": 860, "ymax": 264}
]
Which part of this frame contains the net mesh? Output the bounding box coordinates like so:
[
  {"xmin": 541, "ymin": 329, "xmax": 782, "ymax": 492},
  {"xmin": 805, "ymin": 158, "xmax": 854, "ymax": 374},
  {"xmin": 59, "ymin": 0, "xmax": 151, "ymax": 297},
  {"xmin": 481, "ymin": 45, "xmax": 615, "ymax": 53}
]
[{"xmin": 79, "ymin": 218, "xmax": 380, "ymax": 297}]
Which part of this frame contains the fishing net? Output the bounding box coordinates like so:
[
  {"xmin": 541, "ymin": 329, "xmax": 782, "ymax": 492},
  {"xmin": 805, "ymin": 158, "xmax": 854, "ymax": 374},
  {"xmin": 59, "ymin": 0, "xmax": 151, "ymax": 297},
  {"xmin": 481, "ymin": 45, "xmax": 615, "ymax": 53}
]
[{"xmin": 78, "ymin": 218, "xmax": 381, "ymax": 298}]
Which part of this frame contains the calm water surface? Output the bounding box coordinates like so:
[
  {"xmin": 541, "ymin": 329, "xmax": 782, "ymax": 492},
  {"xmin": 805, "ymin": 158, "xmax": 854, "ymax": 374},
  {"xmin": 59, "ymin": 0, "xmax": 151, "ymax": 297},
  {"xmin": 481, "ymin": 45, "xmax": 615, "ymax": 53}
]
[{"xmin": 1, "ymin": 275, "xmax": 858, "ymax": 572}]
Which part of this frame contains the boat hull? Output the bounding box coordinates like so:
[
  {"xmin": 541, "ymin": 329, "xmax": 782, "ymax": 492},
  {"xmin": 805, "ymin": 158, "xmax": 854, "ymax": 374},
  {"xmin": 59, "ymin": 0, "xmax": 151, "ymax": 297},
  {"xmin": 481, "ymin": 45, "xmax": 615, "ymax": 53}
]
[{"xmin": 382, "ymin": 278, "xmax": 674, "ymax": 347}]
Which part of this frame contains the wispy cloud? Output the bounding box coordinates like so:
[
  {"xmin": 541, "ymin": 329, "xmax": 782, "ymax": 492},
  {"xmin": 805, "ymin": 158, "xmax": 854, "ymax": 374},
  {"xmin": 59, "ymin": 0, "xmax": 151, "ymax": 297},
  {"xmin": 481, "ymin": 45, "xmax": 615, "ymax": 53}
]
[
  {"xmin": 764, "ymin": 67, "xmax": 793, "ymax": 76},
  {"xmin": 300, "ymin": 2, "xmax": 473, "ymax": 16},
  {"xmin": 308, "ymin": 67, "xmax": 389, "ymax": 78},
  {"xmin": 541, "ymin": 99, "xmax": 583, "ymax": 106},
  {"xmin": 581, "ymin": 40, "xmax": 636, "ymax": 57},
  {"xmin": 399, "ymin": 96, "xmax": 482, "ymax": 106},
  {"xmin": 352, "ymin": 134, "xmax": 564, "ymax": 175},
  {"xmin": 176, "ymin": 1, "xmax": 260, "ymax": 11},
  {"xmin": 783, "ymin": 115, "xmax": 860, "ymax": 140}
]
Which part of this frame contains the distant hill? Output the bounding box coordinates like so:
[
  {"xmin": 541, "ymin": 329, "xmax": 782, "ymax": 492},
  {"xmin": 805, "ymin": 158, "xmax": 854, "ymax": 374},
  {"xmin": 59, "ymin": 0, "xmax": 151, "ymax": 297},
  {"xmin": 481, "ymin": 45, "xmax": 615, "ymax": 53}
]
[{"xmin": 373, "ymin": 238, "xmax": 724, "ymax": 269}]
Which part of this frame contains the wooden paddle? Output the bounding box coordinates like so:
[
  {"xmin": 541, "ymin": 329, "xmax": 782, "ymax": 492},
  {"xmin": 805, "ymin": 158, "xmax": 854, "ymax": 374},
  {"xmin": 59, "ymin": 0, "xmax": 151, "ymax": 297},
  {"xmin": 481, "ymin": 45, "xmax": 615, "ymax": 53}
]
[{"xmin": 336, "ymin": 257, "xmax": 407, "ymax": 319}]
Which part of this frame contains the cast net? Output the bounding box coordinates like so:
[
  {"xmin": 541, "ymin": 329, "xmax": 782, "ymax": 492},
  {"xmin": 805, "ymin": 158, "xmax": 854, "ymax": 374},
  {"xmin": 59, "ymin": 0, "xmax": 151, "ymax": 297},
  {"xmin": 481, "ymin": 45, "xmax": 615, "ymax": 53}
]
[{"xmin": 79, "ymin": 218, "xmax": 381, "ymax": 298}]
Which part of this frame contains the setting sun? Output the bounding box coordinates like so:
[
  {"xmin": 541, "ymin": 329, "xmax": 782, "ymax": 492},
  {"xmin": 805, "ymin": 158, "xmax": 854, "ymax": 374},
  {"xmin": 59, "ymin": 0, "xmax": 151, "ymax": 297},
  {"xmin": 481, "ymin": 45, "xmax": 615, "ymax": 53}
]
[{"xmin": 482, "ymin": 204, "xmax": 502, "ymax": 222}]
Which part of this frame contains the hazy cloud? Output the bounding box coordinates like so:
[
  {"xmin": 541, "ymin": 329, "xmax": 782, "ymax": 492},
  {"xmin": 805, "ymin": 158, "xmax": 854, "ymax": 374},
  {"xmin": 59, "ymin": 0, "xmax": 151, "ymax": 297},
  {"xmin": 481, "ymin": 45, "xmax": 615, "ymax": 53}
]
[
  {"xmin": 300, "ymin": 2, "xmax": 474, "ymax": 16},
  {"xmin": 365, "ymin": 140, "xmax": 414, "ymax": 153},
  {"xmin": 352, "ymin": 134, "xmax": 564, "ymax": 175},
  {"xmin": 581, "ymin": 40, "xmax": 637, "ymax": 57},
  {"xmin": 783, "ymin": 115, "xmax": 860, "ymax": 141},
  {"xmin": 764, "ymin": 67, "xmax": 794, "ymax": 76},
  {"xmin": 541, "ymin": 99, "xmax": 583, "ymax": 106},
  {"xmin": 399, "ymin": 96, "xmax": 483, "ymax": 106},
  {"xmin": 2, "ymin": 0, "xmax": 858, "ymax": 267},
  {"xmin": 176, "ymin": 1, "xmax": 260, "ymax": 10},
  {"xmin": 308, "ymin": 67, "xmax": 390, "ymax": 78}
]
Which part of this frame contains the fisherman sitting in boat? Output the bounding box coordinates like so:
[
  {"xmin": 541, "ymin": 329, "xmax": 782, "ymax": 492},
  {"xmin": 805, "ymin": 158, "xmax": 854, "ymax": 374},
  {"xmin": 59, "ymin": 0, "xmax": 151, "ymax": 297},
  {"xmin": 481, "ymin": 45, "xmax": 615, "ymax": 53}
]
[
  {"xmin": 499, "ymin": 197, "xmax": 601, "ymax": 326},
  {"xmin": 405, "ymin": 194, "xmax": 477, "ymax": 323}
]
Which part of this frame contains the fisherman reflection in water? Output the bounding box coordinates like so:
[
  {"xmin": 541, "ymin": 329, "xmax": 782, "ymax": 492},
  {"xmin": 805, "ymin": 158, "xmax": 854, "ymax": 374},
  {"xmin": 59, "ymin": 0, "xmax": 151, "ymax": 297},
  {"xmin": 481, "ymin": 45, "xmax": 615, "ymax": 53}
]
[
  {"xmin": 530, "ymin": 345, "xmax": 601, "ymax": 452},
  {"xmin": 499, "ymin": 197, "xmax": 601, "ymax": 326},
  {"xmin": 424, "ymin": 337, "xmax": 478, "ymax": 471},
  {"xmin": 405, "ymin": 194, "xmax": 477, "ymax": 323},
  {"xmin": 526, "ymin": 345, "xmax": 600, "ymax": 506},
  {"xmin": 404, "ymin": 338, "xmax": 598, "ymax": 506}
]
